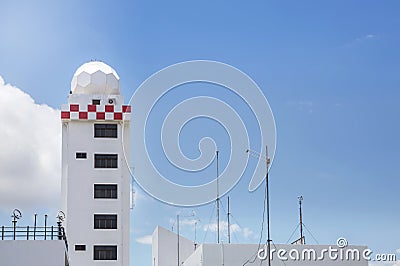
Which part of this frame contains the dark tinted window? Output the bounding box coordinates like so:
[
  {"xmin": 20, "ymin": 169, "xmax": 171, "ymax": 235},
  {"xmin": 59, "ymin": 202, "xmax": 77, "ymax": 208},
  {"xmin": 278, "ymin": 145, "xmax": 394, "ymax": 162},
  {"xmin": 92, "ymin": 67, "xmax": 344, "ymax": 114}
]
[
  {"xmin": 94, "ymin": 124, "xmax": 117, "ymax": 138},
  {"xmin": 94, "ymin": 154, "xmax": 118, "ymax": 168},
  {"xmin": 94, "ymin": 214, "xmax": 117, "ymax": 229},
  {"xmin": 93, "ymin": 245, "xmax": 117, "ymax": 260},
  {"xmin": 76, "ymin": 152, "xmax": 87, "ymax": 159},
  {"xmin": 92, "ymin": 99, "xmax": 101, "ymax": 105},
  {"xmin": 94, "ymin": 184, "xmax": 117, "ymax": 199},
  {"xmin": 75, "ymin": 245, "xmax": 86, "ymax": 251}
]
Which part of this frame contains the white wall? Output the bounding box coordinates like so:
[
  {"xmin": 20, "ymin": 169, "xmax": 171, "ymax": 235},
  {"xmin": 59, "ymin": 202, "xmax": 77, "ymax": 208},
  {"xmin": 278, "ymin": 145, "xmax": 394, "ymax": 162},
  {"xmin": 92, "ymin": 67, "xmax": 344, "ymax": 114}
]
[
  {"xmin": 153, "ymin": 226, "xmax": 369, "ymax": 266},
  {"xmin": 152, "ymin": 226, "xmax": 195, "ymax": 266},
  {"xmin": 0, "ymin": 240, "xmax": 68, "ymax": 266},
  {"xmin": 188, "ymin": 243, "xmax": 369, "ymax": 266}
]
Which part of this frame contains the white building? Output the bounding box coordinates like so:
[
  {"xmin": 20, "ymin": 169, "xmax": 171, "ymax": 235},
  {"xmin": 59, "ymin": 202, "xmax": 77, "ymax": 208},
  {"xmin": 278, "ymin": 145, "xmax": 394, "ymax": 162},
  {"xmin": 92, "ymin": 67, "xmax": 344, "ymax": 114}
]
[
  {"xmin": 0, "ymin": 240, "xmax": 69, "ymax": 266},
  {"xmin": 152, "ymin": 226, "xmax": 369, "ymax": 266},
  {"xmin": 61, "ymin": 61, "xmax": 131, "ymax": 266}
]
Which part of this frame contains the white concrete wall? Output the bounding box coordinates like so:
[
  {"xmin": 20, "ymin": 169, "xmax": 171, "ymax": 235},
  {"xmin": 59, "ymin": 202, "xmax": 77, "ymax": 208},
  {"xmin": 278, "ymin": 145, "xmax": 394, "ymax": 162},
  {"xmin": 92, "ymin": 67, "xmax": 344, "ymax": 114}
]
[
  {"xmin": 182, "ymin": 245, "xmax": 203, "ymax": 266},
  {"xmin": 153, "ymin": 226, "xmax": 369, "ymax": 266},
  {"xmin": 0, "ymin": 240, "xmax": 68, "ymax": 266},
  {"xmin": 187, "ymin": 243, "xmax": 369, "ymax": 266},
  {"xmin": 152, "ymin": 226, "xmax": 195, "ymax": 266}
]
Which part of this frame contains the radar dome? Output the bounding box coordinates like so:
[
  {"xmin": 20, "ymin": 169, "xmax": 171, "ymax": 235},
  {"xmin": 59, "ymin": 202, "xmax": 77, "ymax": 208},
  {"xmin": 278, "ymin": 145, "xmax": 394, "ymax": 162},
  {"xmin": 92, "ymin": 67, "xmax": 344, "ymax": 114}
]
[{"xmin": 71, "ymin": 61, "xmax": 120, "ymax": 95}]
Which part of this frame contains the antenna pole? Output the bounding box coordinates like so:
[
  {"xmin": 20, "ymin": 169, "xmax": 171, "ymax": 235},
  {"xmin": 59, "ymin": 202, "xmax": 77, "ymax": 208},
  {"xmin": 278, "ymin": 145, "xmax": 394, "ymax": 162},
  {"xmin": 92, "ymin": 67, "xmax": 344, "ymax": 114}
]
[
  {"xmin": 216, "ymin": 150, "xmax": 220, "ymax": 244},
  {"xmin": 177, "ymin": 214, "xmax": 180, "ymax": 266},
  {"xmin": 266, "ymin": 146, "xmax": 271, "ymax": 266},
  {"xmin": 194, "ymin": 221, "xmax": 197, "ymax": 250},
  {"xmin": 245, "ymin": 147, "xmax": 272, "ymax": 265},
  {"xmin": 227, "ymin": 197, "xmax": 231, "ymax": 244},
  {"xmin": 299, "ymin": 196, "xmax": 304, "ymax": 244},
  {"xmin": 44, "ymin": 214, "xmax": 48, "ymax": 240},
  {"xmin": 34, "ymin": 213, "xmax": 37, "ymax": 240}
]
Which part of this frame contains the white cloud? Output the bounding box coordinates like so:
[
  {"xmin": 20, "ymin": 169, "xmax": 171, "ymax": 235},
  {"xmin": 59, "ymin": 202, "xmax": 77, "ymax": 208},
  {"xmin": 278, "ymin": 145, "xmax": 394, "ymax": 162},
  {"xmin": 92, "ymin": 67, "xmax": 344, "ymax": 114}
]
[
  {"xmin": 0, "ymin": 76, "xmax": 60, "ymax": 211},
  {"xmin": 136, "ymin": 234, "xmax": 152, "ymax": 245},
  {"xmin": 355, "ymin": 34, "xmax": 377, "ymax": 42},
  {"xmin": 179, "ymin": 218, "xmax": 199, "ymax": 227},
  {"xmin": 242, "ymin": 227, "xmax": 254, "ymax": 238},
  {"xmin": 286, "ymin": 100, "xmax": 314, "ymax": 114},
  {"xmin": 203, "ymin": 221, "xmax": 254, "ymax": 240},
  {"xmin": 168, "ymin": 212, "xmax": 200, "ymax": 228}
]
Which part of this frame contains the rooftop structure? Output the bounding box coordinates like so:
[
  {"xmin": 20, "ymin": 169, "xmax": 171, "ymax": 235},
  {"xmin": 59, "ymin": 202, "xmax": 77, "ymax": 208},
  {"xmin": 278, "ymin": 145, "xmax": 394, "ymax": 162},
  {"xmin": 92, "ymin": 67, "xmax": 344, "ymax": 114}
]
[{"xmin": 152, "ymin": 226, "xmax": 369, "ymax": 266}]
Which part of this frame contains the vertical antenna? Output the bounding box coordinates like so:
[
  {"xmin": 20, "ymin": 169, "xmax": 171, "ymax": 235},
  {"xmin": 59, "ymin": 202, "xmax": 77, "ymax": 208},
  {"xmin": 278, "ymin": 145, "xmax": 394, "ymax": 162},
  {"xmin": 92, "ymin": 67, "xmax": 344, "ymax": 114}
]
[
  {"xmin": 194, "ymin": 221, "xmax": 198, "ymax": 250},
  {"xmin": 246, "ymin": 146, "xmax": 272, "ymax": 265},
  {"xmin": 227, "ymin": 197, "xmax": 231, "ymax": 244},
  {"xmin": 34, "ymin": 213, "xmax": 37, "ymax": 240},
  {"xmin": 266, "ymin": 145, "xmax": 271, "ymax": 266},
  {"xmin": 298, "ymin": 195, "xmax": 304, "ymax": 244},
  {"xmin": 216, "ymin": 150, "xmax": 220, "ymax": 244},
  {"xmin": 177, "ymin": 214, "xmax": 180, "ymax": 266},
  {"xmin": 44, "ymin": 214, "xmax": 48, "ymax": 240},
  {"xmin": 11, "ymin": 209, "xmax": 22, "ymax": 240}
]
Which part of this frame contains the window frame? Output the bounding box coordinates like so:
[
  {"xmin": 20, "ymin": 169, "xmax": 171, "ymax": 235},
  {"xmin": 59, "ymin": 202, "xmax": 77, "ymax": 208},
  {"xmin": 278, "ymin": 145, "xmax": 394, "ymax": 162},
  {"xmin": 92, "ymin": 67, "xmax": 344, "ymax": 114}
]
[
  {"xmin": 94, "ymin": 124, "xmax": 118, "ymax": 138},
  {"xmin": 76, "ymin": 152, "xmax": 87, "ymax": 159},
  {"xmin": 94, "ymin": 184, "xmax": 118, "ymax": 199},
  {"xmin": 94, "ymin": 154, "xmax": 118, "ymax": 169},
  {"xmin": 92, "ymin": 99, "xmax": 101, "ymax": 105},
  {"xmin": 94, "ymin": 214, "xmax": 118, "ymax": 229},
  {"xmin": 75, "ymin": 244, "xmax": 86, "ymax": 251},
  {"xmin": 93, "ymin": 245, "xmax": 117, "ymax": 260}
]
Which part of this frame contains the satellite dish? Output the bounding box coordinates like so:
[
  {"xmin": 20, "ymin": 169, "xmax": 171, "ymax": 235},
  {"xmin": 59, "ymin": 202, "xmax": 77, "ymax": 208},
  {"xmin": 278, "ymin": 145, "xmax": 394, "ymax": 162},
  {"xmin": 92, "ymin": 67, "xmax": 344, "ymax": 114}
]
[
  {"xmin": 12, "ymin": 209, "xmax": 22, "ymax": 220},
  {"xmin": 57, "ymin": 211, "xmax": 66, "ymax": 222}
]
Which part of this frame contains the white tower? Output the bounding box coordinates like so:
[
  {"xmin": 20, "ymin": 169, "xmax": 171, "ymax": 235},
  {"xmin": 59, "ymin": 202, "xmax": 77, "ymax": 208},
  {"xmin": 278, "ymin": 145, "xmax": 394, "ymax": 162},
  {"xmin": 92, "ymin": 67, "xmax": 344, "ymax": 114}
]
[{"xmin": 61, "ymin": 61, "xmax": 130, "ymax": 266}]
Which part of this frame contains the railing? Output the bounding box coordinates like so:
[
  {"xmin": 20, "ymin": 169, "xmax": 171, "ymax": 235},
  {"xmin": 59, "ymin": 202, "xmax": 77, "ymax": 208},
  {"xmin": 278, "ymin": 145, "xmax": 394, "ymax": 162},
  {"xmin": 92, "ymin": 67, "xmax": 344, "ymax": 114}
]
[{"xmin": 0, "ymin": 226, "xmax": 68, "ymax": 250}]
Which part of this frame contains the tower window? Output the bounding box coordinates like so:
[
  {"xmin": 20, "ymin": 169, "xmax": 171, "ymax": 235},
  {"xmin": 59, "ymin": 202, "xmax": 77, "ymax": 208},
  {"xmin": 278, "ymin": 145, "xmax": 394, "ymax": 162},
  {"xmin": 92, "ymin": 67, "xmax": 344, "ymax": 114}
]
[
  {"xmin": 94, "ymin": 124, "xmax": 117, "ymax": 138},
  {"xmin": 94, "ymin": 184, "xmax": 117, "ymax": 199},
  {"xmin": 94, "ymin": 214, "xmax": 117, "ymax": 229},
  {"xmin": 93, "ymin": 245, "xmax": 117, "ymax": 260},
  {"xmin": 76, "ymin": 152, "xmax": 87, "ymax": 159},
  {"xmin": 75, "ymin": 245, "xmax": 86, "ymax": 251},
  {"xmin": 94, "ymin": 154, "xmax": 118, "ymax": 168},
  {"xmin": 92, "ymin": 99, "xmax": 101, "ymax": 105}
]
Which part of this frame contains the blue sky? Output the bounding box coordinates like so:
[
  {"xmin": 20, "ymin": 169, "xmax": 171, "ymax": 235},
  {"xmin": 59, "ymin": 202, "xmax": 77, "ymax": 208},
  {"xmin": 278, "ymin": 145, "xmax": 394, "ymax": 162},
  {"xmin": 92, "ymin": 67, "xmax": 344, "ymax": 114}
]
[{"xmin": 0, "ymin": 1, "xmax": 399, "ymax": 265}]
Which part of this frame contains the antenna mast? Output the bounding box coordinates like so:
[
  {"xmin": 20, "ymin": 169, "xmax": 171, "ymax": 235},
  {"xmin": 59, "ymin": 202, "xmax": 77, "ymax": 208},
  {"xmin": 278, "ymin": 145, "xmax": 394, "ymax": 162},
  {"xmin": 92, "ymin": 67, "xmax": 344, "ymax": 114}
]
[
  {"xmin": 298, "ymin": 195, "xmax": 304, "ymax": 244},
  {"xmin": 177, "ymin": 214, "xmax": 180, "ymax": 266},
  {"xmin": 227, "ymin": 197, "xmax": 231, "ymax": 244},
  {"xmin": 216, "ymin": 150, "xmax": 220, "ymax": 244},
  {"xmin": 246, "ymin": 146, "xmax": 272, "ymax": 266},
  {"xmin": 265, "ymin": 146, "xmax": 272, "ymax": 266}
]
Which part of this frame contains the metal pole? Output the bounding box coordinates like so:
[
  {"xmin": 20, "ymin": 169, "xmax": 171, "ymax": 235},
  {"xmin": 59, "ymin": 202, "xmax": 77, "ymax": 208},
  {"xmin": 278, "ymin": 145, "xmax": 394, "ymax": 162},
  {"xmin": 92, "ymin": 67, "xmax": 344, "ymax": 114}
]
[
  {"xmin": 266, "ymin": 146, "xmax": 271, "ymax": 266},
  {"xmin": 44, "ymin": 214, "xmax": 48, "ymax": 240},
  {"xmin": 194, "ymin": 221, "xmax": 197, "ymax": 250},
  {"xmin": 299, "ymin": 196, "xmax": 304, "ymax": 244},
  {"xmin": 57, "ymin": 220, "xmax": 62, "ymax": 240},
  {"xmin": 34, "ymin": 214, "xmax": 37, "ymax": 240},
  {"xmin": 12, "ymin": 219, "xmax": 16, "ymax": 240},
  {"xmin": 177, "ymin": 215, "xmax": 180, "ymax": 266},
  {"xmin": 245, "ymin": 147, "xmax": 272, "ymax": 265},
  {"xmin": 227, "ymin": 197, "xmax": 231, "ymax": 244},
  {"xmin": 216, "ymin": 150, "xmax": 220, "ymax": 244}
]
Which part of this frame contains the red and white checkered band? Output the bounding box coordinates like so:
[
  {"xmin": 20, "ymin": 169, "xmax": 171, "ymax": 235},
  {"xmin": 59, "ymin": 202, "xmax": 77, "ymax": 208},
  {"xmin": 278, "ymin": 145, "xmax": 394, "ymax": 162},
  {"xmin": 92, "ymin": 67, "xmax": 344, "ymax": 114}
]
[{"xmin": 61, "ymin": 104, "xmax": 131, "ymax": 121}]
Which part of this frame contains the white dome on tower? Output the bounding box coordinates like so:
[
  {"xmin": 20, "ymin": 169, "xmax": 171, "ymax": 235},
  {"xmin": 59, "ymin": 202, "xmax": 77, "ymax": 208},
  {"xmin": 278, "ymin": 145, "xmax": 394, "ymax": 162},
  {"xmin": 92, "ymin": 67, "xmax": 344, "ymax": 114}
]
[{"xmin": 70, "ymin": 61, "xmax": 120, "ymax": 95}]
